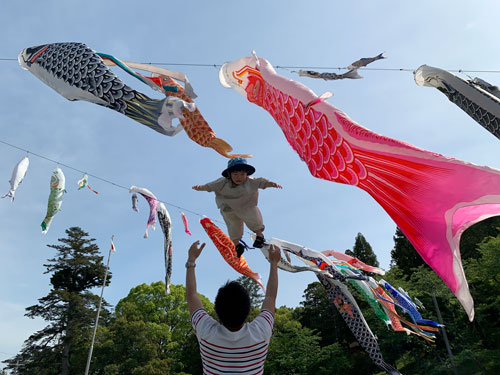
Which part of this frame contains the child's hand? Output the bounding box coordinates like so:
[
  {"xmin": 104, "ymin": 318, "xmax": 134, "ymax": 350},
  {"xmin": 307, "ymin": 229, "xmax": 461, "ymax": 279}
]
[
  {"xmin": 192, "ymin": 185, "xmax": 205, "ymax": 191},
  {"xmin": 271, "ymin": 182, "xmax": 283, "ymax": 189}
]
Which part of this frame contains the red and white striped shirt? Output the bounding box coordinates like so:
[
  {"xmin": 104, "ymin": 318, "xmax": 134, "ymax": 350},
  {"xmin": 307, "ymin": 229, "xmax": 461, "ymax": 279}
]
[{"xmin": 191, "ymin": 308, "xmax": 274, "ymax": 374}]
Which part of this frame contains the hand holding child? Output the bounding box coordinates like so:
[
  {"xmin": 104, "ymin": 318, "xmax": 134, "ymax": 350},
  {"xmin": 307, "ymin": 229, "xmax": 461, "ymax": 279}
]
[{"xmin": 268, "ymin": 244, "xmax": 281, "ymax": 265}]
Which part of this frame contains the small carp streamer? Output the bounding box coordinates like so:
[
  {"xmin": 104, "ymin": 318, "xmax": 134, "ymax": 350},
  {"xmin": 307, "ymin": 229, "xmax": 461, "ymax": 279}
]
[
  {"xmin": 129, "ymin": 186, "xmax": 158, "ymax": 238},
  {"xmin": 219, "ymin": 54, "xmax": 500, "ymax": 321},
  {"xmin": 41, "ymin": 168, "xmax": 66, "ymax": 234},
  {"xmin": 181, "ymin": 212, "xmax": 192, "ymax": 235},
  {"xmin": 415, "ymin": 65, "xmax": 500, "ymax": 140},
  {"xmin": 297, "ymin": 53, "xmax": 386, "ymax": 81},
  {"xmin": 101, "ymin": 54, "xmax": 251, "ymax": 158},
  {"xmin": 157, "ymin": 203, "xmax": 173, "ymax": 294},
  {"xmin": 380, "ymin": 279, "xmax": 441, "ymax": 328},
  {"xmin": 77, "ymin": 174, "xmax": 98, "ymax": 194},
  {"xmin": 144, "ymin": 74, "xmax": 252, "ymax": 158},
  {"xmin": 131, "ymin": 193, "xmax": 139, "ymax": 212},
  {"xmin": 200, "ymin": 217, "xmax": 264, "ymax": 290},
  {"xmin": 2, "ymin": 156, "xmax": 29, "ymax": 202},
  {"xmin": 322, "ymin": 249, "xmax": 385, "ymax": 275}
]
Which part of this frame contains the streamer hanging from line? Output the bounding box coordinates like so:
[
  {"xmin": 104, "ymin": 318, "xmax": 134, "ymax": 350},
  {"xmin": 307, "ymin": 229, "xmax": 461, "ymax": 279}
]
[
  {"xmin": 2, "ymin": 156, "xmax": 29, "ymax": 202},
  {"xmin": 181, "ymin": 212, "xmax": 192, "ymax": 235},
  {"xmin": 19, "ymin": 42, "xmax": 194, "ymax": 138},
  {"xmin": 219, "ymin": 53, "xmax": 500, "ymax": 321},
  {"xmin": 296, "ymin": 52, "xmax": 386, "ymax": 81},
  {"xmin": 415, "ymin": 64, "xmax": 500, "ymax": 140},
  {"xmin": 0, "ymin": 138, "xmax": 234, "ymax": 232},
  {"xmin": 41, "ymin": 168, "xmax": 66, "ymax": 234},
  {"xmin": 157, "ymin": 202, "xmax": 173, "ymax": 294},
  {"xmin": 78, "ymin": 174, "xmax": 98, "ymax": 194},
  {"xmin": 129, "ymin": 186, "xmax": 158, "ymax": 238}
]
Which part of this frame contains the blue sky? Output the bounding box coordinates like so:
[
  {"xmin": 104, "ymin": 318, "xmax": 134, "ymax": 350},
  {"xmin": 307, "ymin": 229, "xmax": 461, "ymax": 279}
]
[{"xmin": 2, "ymin": 0, "xmax": 500, "ymax": 367}]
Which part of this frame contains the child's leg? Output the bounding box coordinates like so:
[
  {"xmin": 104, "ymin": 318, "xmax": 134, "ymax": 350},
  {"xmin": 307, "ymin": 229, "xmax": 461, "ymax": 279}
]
[
  {"xmin": 220, "ymin": 209, "xmax": 245, "ymax": 256},
  {"xmin": 240, "ymin": 207, "xmax": 266, "ymax": 247}
]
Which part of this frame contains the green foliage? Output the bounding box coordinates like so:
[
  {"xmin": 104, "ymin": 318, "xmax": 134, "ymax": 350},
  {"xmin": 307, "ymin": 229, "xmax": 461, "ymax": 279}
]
[
  {"xmin": 389, "ymin": 227, "xmax": 426, "ymax": 274},
  {"xmin": 91, "ymin": 282, "xmax": 213, "ymax": 375},
  {"xmin": 265, "ymin": 307, "xmax": 352, "ymax": 375},
  {"xmin": 350, "ymin": 232, "xmax": 380, "ymax": 267},
  {"xmin": 6, "ymin": 224, "xmax": 500, "ymax": 375},
  {"xmin": 459, "ymin": 216, "xmax": 500, "ymax": 260},
  {"xmin": 295, "ymin": 281, "xmax": 342, "ymax": 346},
  {"xmin": 3, "ymin": 227, "xmax": 110, "ymax": 375},
  {"xmin": 236, "ymin": 275, "xmax": 265, "ymax": 309}
]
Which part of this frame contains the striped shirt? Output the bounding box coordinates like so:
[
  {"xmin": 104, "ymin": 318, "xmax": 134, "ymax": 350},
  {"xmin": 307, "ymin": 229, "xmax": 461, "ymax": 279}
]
[{"xmin": 191, "ymin": 308, "xmax": 274, "ymax": 374}]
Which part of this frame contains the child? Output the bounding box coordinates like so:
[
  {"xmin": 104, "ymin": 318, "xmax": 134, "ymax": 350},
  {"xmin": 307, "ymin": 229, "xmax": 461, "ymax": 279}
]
[{"xmin": 192, "ymin": 157, "xmax": 282, "ymax": 257}]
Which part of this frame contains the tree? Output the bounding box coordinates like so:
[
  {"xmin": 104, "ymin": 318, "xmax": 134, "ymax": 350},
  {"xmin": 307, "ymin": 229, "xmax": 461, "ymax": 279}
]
[
  {"xmin": 294, "ymin": 282, "xmax": 346, "ymax": 347},
  {"xmin": 389, "ymin": 227, "xmax": 426, "ymax": 276},
  {"xmin": 236, "ymin": 275, "xmax": 264, "ymax": 308},
  {"xmin": 347, "ymin": 232, "xmax": 379, "ymax": 267},
  {"xmin": 459, "ymin": 216, "xmax": 500, "ymax": 260},
  {"xmin": 3, "ymin": 227, "xmax": 111, "ymax": 375},
  {"xmin": 265, "ymin": 307, "xmax": 352, "ymax": 375},
  {"xmin": 91, "ymin": 282, "xmax": 213, "ymax": 375}
]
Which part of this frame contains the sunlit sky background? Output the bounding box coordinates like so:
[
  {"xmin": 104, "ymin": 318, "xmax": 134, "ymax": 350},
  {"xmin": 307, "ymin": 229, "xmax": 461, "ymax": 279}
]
[{"xmin": 2, "ymin": 0, "xmax": 500, "ymax": 367}]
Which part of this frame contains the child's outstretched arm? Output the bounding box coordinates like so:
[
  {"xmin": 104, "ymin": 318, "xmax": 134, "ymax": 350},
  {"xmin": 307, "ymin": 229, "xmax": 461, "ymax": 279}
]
[
  {"xmin": 264, "ymin": 181, "xmax": 283, "ymax": 189},
  {"xmin": 192, "ymin": 184, "xmax": 210, "ymax": 191}
]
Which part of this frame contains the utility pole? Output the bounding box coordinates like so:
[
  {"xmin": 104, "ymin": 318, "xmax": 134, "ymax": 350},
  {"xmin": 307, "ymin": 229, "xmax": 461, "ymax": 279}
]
[
  {"xmin": 431, "ymin": 289, "xmax": 458, "ymax": 375},
  {"xmin": 84, "ymin": 235, "xmax": 114, "ymax": 375}
]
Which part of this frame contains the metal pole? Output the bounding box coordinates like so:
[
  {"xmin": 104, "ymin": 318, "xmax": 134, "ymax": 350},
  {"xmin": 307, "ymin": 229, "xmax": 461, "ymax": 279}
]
[
  {"xmin": 84, "ymin": 236, "xmax": 113, "ymax": 375},
  {"xmin": 431, "ymin": 290, "xmax": 458, "ymax": 375}
]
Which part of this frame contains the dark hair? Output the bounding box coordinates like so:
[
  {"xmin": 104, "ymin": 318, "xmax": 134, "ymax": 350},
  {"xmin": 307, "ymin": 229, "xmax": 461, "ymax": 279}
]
[{"xmin": 215, "ymin": 281, "xmax": 251, "ymax": 329}]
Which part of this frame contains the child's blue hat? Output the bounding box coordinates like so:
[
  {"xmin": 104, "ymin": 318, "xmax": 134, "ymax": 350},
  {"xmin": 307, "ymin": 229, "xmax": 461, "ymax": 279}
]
[{"xmin": 222, "ymin": 157, "xmax": 255, "ymax": 177}]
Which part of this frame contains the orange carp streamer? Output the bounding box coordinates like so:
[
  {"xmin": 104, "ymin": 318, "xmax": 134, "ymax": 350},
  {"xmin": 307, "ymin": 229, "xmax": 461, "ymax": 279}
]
[{"xmin": 200, "ymin": 217, "xmax": 264, "ymax": 291}]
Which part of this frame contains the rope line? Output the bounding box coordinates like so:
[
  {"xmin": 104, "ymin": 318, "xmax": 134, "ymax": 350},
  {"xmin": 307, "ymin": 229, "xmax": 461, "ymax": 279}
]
[
  {"xmin": 2, "ymin": 57, "xmax": 500, "ymax": 73},
  {"xmin": 0, "ymin": 139, "xmax": 225, "ymax": 226}
]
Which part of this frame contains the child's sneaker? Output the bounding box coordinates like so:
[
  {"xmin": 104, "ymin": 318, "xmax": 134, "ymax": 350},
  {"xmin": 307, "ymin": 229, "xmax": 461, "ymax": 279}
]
[
  {"xmin": 253, "ymin": 236, "xmax": 265, "ymax": 248},
  {"xmin": 235, "ymin": 243, "xmax": 245, "ymax": 258}
]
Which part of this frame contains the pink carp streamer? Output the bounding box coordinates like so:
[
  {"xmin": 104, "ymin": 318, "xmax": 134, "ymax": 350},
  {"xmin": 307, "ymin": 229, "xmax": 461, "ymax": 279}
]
[
  {"xmin": 181, "ymin": 212, "xmax": 192, "ymax": 235},
  {"xmin": 129, "ymin": 186, "xmax": 158, "ymax": 238},
  {"xmin": 322, "ymin": 250, "xmax": 385, "ymax": 275},
  {"xmin": 219, "ymin": 55, "xmax": 500, "ymax": 321}
]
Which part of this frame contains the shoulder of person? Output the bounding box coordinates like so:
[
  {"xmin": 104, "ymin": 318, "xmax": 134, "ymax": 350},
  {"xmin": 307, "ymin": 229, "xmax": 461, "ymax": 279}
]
[{"xmin": 207, "ymin": 177, "xmax": 229, "ymax": 190}]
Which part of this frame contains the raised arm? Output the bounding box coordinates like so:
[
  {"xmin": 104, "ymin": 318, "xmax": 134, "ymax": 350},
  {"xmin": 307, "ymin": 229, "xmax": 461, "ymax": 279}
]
[
  {"xmin": 263, "ymin": 181, "xmax": 283, "ymax": 189},
  {"xmin": 186, "ymin": 240, "xmax": 206, "ymax": 315},
  {"xmin": 261, "ymin": 244, "xmax": 280, "ymax": 315},
  {"xmin": 192, "ymin": 184, "xmax": 210, "ymax": 191}
]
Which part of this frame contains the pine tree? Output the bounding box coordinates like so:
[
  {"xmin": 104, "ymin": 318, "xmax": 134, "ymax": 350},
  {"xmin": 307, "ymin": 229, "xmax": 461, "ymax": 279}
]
[
  {"xmin": 3, "ymin": 227, "xmax": 111, "ymax": 375},
  {"xmin": 389, "ymin": 227, "xmax": 425, "ymax": 276},
  {"xmin": 236, "ymin": 275, "xmax": 265, "ymax": 309},
  {"xmin": 348, "ymin": 233, "xmax": 379, "ymax": 267}
]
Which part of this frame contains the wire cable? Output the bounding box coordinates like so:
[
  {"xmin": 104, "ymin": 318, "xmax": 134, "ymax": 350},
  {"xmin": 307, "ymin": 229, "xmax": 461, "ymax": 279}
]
[
  {"xmin": 0, "ymin": 138, "xmax": 222, "ymax": 224},
  {"xmin": 2, "ymin": 57, "xmax": 500, "ymax": 74}
]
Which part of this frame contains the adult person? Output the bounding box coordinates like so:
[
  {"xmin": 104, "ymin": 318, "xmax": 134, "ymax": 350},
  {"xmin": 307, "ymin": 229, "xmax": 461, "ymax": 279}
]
[{"xmin": 185, "ymin": 240, "xmax": 281, "ymax": 374}]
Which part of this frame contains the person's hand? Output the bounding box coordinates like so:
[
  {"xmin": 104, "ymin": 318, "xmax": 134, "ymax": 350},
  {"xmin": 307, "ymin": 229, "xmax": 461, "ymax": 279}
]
[
  {"xmin": 188, "ymin": 241, "xmax": 205, "ymax": 262},
  {"xmin": 268, "ymin": 244, "xmax": 281, "ymax": 265},
  {"xmin": 271, "ymin": 182, "xmax": 283, "ymax": 189},
  {"xmin": 192, "ymin": 185, "xmax": 204, "ymax": 191}
]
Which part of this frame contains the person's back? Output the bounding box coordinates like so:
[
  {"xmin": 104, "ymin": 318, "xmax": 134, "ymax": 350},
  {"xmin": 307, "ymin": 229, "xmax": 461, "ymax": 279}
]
[
  {"xmin": 191, "ymin": 307, "xmax": 273, "ymax": 374},
  {"xmin": 185, "ymin": 241, "xmax": 280, "ymax": 374}
]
